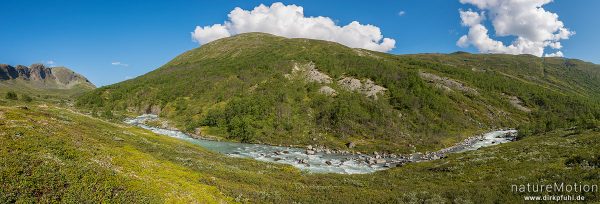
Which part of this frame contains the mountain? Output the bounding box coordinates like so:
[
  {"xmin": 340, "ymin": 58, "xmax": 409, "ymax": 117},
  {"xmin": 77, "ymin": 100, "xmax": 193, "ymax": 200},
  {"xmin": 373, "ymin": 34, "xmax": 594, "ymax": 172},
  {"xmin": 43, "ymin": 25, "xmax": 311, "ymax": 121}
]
[
  {"xmin": 77, "ymin": 32, "xmax": 600, "ymax": 153},
  {"xmin": 0, "ymin": 64, "xmax": 95, "ymax": 97}
]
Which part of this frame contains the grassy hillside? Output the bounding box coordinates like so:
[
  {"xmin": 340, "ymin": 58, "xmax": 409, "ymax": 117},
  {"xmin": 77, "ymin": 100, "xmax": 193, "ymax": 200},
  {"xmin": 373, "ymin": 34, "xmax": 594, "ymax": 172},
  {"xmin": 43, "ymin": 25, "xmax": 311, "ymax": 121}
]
[
  {"xmin": 1, "ymin": 104, "xmax": 599, "ymax": 203},
  {"xmin": 76, "ymin": 32, "xmax": 600, "ymax": 153}
]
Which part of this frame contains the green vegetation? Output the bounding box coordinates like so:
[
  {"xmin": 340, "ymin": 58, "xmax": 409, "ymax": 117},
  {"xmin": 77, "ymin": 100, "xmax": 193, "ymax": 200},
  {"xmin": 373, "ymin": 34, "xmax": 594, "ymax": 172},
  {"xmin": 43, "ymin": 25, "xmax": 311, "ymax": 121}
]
[
  {"xmin": 77, "ymin": 33, "xmax": 600, "ymax": 154},
  {"xmin": 5, "ymin": 91, "xmax": 17, "ymax": 100},
  {"xmin": 20, "ymin": 94, "xmax": 32, "ymax": 102},
  {"xmin": 1, "ymin": 104, "xmax": 599, "ymax": 203}
]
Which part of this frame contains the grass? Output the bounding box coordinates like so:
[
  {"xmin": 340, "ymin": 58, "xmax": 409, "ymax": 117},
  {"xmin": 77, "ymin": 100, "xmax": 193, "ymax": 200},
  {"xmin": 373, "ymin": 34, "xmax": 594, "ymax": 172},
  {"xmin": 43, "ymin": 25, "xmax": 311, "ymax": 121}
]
[{"xmin": 2, "ymin": 102, "xmax": 599, "ymax": 203}]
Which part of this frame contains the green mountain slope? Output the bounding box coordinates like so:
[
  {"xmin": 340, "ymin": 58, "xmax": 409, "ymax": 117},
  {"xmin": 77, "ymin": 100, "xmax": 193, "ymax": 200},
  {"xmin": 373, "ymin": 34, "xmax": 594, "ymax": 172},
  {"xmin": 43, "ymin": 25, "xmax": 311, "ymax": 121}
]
[
  {"xmin": 2, "ymin": 104, "xmax": 599, "ymax": 203},
  {"xmin": 77, "ymin": 33, "xmax": 600, "ymax": 153}
]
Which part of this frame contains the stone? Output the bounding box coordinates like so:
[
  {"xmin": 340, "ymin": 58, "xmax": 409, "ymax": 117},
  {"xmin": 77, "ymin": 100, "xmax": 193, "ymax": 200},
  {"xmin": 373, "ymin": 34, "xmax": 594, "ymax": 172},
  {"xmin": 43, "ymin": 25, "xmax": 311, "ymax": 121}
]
[
  {"xmin": 375, "ymin": 159, "xmax": 386, "ymax": 164},
  {"xmin": 318, "ymin": 86, "xmax": 338, "ymax": 97},
  {"xmin": 346, "ymin": 142, "xmax": 356, "ymax": 148},
  {"xmin": 325, "ymin": 161, "xmax": 333, "ymax": 165},
  {"xmin": 113, "ymin": 137, "xmax": 124, "ymax": 141},
  {"xmin": 306, "ymin": 150, "xmax": 315, "ymax": 155}
]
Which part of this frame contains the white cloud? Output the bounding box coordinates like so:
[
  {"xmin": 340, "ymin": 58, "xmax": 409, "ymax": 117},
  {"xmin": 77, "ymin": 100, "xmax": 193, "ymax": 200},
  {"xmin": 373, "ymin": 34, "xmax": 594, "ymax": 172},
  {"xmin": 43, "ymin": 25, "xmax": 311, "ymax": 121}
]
[
  {"xmin": 111, "ymin": 62, "xmax": 129, "ymax": 67},
  {"xmin": 45, "ymin": 60, "xmax": 55, "ymax": 66},
  {"xmin": 192, "ymin": 24, "xmax": 231, "ymax": 44},
  {"xmin": 457, "ymin": 0, "xmax": 573, "ymax": 57},
  {"xmin": 459, "ymin": 9, "xmax": 484, "ymax": 27},
  {"xmin": 398, "ymin": 11, "xmax": 406, "ymax": 16},
  {"xmin": 544, "ymin": 51, "xmax": 563, "ymax": 57},
  {"xmin": 191, "ymin": 2, "xmax": 396, "ymax": 52}
]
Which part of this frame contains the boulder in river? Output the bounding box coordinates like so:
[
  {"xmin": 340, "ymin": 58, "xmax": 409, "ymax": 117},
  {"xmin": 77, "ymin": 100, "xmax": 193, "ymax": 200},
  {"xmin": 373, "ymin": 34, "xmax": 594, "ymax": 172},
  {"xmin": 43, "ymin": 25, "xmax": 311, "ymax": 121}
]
[
  {"xmin": 325, "ymin": 161, "xmax": 333, "ymax": 165},
  {"xmin": 306, "ymin": 150, "xmax": 315, "ymax": 155}
]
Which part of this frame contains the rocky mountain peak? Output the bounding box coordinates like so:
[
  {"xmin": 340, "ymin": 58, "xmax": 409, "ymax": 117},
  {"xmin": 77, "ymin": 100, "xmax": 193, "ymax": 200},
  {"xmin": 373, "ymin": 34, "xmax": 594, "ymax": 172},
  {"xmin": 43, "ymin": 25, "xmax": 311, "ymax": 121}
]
[{"xmin": 0, "ymin": 63, "xmax": 95, "ymax": 89}]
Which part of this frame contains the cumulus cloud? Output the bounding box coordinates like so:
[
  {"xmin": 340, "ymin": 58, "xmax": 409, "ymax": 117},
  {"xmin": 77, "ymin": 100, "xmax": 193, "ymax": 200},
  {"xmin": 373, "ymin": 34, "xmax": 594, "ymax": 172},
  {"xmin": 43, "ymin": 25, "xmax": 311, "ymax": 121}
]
[
  {"xmin": 398, "ymin": 11, "xmax": 406, "ymax": 16},
  {"xmin": 191, "ymin": 2, "xmax": 396, "ymax": 52},
  {"xmin": 457, "ymin": 0, "xmax": 573, "ymax": 57},
  {"xmin": 45, "ymin": 60, "xmax": 55, "ymax": 66},
  {"xmin": 111, "ymin": 62, "xmax": 129, "ymax": 67}
]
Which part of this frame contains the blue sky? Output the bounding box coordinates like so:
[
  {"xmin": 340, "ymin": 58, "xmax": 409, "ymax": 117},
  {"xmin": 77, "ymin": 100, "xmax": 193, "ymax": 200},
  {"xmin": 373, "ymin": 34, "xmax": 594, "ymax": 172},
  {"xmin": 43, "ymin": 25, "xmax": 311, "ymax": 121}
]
[{"xmin": 1, "ymin": 0, "xmax": 598, "ymax": 87}]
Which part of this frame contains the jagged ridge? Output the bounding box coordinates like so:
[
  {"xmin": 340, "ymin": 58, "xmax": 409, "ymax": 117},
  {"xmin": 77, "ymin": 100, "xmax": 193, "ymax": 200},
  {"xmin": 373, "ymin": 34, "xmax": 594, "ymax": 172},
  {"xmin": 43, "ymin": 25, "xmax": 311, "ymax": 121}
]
[{"xmin": 0, "ymin": 64, "xmax": 95, "ymax": 89}]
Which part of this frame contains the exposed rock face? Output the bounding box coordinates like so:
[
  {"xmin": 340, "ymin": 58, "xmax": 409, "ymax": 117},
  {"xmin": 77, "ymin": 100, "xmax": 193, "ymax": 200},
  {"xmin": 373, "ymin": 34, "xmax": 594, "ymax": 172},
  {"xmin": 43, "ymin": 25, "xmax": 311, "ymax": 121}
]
[
  {"xmin": 0, "ymin": 64, "xmax": 95, "ymax": 89},
  {"xmin": 318, "ymin": 86, "xmax": 337, "ymax": 96},
  {"xmin": 286, "ymin": 62, "xmax": 387, "ymax": 99},
  {"xmin": 503, "ymin": 93, "xmax": 532, "ymax": 112},
  {"xmin": 338, "ymin": 77, "xmax": 387, "ymax": 99},
  {"xmin": 419, "ymin": 72, "xmax": 478, "ymax": 95},
  {"xmin": 142, "ymin": 104, "xmax": 162, "ymax": 115},
  {"xmin": 353, "ymin": 48, "xmax": 381, "ymax": 59},
  {"xmin": 288, "ymin": 62, "xmax": 332, "ymax": 83},
  {"xmin": 338, "ymin": 77, "xmax": 361, "ymax": 91}
]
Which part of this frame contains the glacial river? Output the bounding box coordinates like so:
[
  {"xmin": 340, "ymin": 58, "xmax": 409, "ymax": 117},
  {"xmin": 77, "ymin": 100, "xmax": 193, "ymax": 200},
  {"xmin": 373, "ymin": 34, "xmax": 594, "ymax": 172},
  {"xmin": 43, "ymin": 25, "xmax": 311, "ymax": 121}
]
[{"xmin": 125, "ymin": 114, "xmax": 517, "ymax": 174}]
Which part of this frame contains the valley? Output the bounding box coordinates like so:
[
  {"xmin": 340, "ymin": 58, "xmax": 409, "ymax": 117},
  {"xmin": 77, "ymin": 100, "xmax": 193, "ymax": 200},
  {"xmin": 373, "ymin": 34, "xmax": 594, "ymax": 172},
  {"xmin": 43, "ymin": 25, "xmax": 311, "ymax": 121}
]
[
  {"xmin": 124, "ymin": 114, "xmax": 518, "ymax": 174},
  {"xmin": 1, "ymin": 103, "xmax": 598, "ymax": 203},
  {"xmin": 2, "ymin": 33, "xmax": 600, "ymax": 203}
]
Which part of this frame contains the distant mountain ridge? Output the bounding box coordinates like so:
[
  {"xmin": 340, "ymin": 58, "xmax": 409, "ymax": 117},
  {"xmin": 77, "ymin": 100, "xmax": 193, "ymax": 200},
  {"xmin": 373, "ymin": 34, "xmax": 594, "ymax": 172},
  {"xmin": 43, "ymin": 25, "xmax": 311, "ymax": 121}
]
[{"xmin": 0, "ymin": 63, "xmax": 95, "ymax": 90}]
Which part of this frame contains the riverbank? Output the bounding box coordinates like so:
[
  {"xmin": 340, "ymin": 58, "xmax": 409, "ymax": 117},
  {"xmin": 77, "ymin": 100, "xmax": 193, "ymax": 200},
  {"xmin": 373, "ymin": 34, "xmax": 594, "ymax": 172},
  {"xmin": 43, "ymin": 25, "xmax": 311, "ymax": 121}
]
[{"xmin": 125, "ymin": 114, "xmax": 517, "ymax": 174}]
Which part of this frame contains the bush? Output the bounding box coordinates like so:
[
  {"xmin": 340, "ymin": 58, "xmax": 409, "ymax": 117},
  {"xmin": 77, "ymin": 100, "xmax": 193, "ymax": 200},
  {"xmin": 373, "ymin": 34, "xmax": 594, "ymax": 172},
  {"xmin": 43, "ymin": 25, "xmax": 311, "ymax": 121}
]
[
  {"xmin": 5, "ymin": 91, "xmax": 18, "ymax": 100},
  {"xmin": 21, "ymin": 94, "xmax": 33, "ymax": 102}
]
